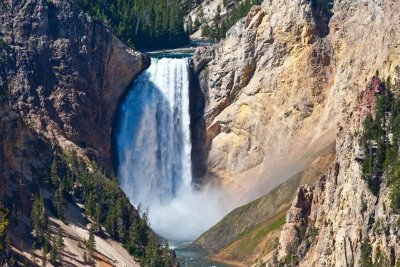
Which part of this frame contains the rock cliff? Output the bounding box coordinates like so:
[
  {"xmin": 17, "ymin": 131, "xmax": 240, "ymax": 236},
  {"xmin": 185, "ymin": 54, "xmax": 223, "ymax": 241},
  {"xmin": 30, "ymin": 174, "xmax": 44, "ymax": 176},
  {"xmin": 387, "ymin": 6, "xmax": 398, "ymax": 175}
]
[
  {"xmin": 192, "ymin": 0, "xmax": 400, "ymax": 205},
  {"xmin": 1, "ymin": 0, "xmax": 149, "ymax": 174},
  {"xmin": 268, "ymin": 76, "xmax": 400, "ymax": 266},
  {"xmin": 0, "ymin": 0, "xmax": 167, "ymax": 265},
  {"xmin": 195, "ymin": 152, "xmax": 334, "ymax": 266}
]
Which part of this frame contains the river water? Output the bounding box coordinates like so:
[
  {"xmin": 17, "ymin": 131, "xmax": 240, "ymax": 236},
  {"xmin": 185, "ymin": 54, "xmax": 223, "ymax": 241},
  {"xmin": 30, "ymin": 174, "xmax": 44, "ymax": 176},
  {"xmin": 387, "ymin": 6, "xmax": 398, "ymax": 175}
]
[{"xmin": 175, "ymin": 246, "xmax": 234, "ymax": 267}]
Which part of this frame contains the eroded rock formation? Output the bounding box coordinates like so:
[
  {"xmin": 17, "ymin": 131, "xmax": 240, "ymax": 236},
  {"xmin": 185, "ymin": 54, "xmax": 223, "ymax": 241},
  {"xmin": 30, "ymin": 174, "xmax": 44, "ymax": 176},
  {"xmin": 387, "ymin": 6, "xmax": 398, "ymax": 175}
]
[
  {"xmin": 1, "ymin": 0, "xmax": 150, "ymax": 173},
  {"xmin": 192, "ymin": 0, "xmax": 400, "ymax": 205},
  {"xmin": 271, "ymin": 77, "xmax": 400, "ymax": 266}
]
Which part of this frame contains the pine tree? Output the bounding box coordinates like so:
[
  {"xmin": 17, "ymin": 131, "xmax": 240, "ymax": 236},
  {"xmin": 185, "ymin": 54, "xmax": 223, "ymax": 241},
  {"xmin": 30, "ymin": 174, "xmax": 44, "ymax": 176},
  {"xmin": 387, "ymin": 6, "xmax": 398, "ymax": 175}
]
[
  {"xmin": 145, "ymin": 234, "xmax": 160, "ymax": 267},
  {"xmin": 162, "ymin": 241, "xmax": 171, "ymax": 266},
  {"xmin": 49, "ymin": 243, "xmax": 57, "ymax": 265},
  {"xmin": 127, "ymin": 219, "xmax": 140, "ymax": 255},
  {"xmin": 51, "ymin": 157, "xmax": 59, "ymax": 186},
  {"xmin": 0, "ymin": 207, "xmax": 9, "ymax": 262},
  {"xmin": 85, "ymin": 192, "xmax": 96, "ymax": 215},
  {"xmin": 55, "ymin": 187, "xmax": 64, "ymax": 221},
  {"xmin": 31, "ymin": 195, "xmax": 48, "ymax": 247},
  {"xmin": 86, "ymin": 226, "xmax": 96, "ymax": 261},
  {"xmin": 76, "ymin": 0, "xmax": 189, "ymax": 49}
]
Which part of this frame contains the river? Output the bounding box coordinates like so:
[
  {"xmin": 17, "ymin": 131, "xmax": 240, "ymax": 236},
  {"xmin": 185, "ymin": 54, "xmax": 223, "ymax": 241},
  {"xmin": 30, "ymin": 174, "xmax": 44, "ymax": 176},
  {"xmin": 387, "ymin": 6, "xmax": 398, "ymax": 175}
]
[{"xmin": 175, "ymin": 246, "xmax": 234, "ymax": 267}]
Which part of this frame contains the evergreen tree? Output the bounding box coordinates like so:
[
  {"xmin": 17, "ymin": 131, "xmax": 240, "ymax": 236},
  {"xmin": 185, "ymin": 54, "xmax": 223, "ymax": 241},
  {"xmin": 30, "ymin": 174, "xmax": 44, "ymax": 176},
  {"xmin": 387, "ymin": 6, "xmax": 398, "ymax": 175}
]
[
  {"xmin": 49, "ymin": 151, "xmax": 176, "ymax": 265},
  {"xmin": 55, "ymin": 187, "xmax": 64, "ymax": 221},
  {"xmin": 86, "ymin": 226, "xmax": 96, "ymax": 261},
  {"xmin": 162, "ymin": 241, "xmax": 172, "ymax": 266},
  {"xmin": 51, "ymin": 157, "xmax": 59, "ymax": 186},
  {"xmin": 49, "ymin": 242, "xmax": 57, "ymax": 265},
  {"xmin": 76, "ymin": 0, "xmax": 189, "ymax": 49},
  {"xmin": 0, "ymin": 207, "xmax": 9, "ymax": 262},
  {"xmin": 31, "ymin": 195, "xmax": 48, "ymax": 247}
]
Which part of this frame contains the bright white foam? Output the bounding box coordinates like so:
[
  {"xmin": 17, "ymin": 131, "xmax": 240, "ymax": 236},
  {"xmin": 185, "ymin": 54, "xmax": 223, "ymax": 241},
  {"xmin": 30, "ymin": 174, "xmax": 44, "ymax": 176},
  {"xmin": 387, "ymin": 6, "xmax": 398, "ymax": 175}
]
[{"xmin": 117, "ymin": 58, "xmax": 225, "ymax": 241}]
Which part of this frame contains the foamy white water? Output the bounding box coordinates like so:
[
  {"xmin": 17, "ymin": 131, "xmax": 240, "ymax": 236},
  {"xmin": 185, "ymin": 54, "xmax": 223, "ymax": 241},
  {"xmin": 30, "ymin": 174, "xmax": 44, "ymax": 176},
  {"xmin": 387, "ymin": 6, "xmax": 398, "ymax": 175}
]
[{"xmin": 117, "ymin": 58, "xmax": 225, "ymax": 241}]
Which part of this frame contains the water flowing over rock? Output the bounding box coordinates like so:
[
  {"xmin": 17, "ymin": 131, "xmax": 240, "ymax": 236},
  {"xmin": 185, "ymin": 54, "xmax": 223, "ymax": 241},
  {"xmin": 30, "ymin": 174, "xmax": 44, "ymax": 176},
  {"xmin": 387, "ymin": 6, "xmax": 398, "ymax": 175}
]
[
  {"xmin": 117, "ymin": 58, "xmax": 193, "ymax": 204},
  {"xmin": 117, "ymin": 58, "xmax": 211, "ymax": 241},
  {"xmin": 117, "ymin": 58, "xmax": 228, "ymax": 241}
]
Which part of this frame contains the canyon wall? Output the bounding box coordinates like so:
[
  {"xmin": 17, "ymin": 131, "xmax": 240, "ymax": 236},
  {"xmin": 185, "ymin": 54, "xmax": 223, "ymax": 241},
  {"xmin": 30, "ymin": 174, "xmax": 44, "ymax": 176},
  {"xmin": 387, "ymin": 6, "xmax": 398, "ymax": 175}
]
[
  {"xmin": 192, "ymin": 0, "xmax": 400, "ymax": 204},
  {"xmin": 268, "ymin": 76, "xmax": 400, "ymax": 266},
  {"xmin": 0, "ymin": 0, "xmax": 149, "ymax": 174},
  {"xmin": 0, "ymin": 0, "xmax": 162, "ymax": 265}
]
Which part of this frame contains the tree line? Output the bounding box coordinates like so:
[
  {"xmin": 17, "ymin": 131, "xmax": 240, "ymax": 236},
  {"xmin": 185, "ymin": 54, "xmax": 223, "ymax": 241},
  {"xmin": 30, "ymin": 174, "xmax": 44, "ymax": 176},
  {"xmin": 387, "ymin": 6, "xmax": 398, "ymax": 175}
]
[{"xmin": 76, "ymin": 0, "xmax": 189, "ymax": 49}]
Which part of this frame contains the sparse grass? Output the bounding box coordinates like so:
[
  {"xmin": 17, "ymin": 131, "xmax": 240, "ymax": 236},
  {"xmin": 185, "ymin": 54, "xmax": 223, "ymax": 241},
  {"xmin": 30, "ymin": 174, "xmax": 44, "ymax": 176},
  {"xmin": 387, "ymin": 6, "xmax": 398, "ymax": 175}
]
[
  {"xmin": 214, "ymin": 213, "xmax": 286, "ymax": 264},
  {"xmin": 196, "ymin": 173, "xmax": 300, "ymax": 254}
]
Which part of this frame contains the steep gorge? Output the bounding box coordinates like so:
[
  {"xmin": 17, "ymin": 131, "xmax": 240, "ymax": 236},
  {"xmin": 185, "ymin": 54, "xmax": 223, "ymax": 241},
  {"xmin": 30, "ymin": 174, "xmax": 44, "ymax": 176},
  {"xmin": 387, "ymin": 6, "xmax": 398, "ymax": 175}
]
[{"xmin": 2, "ymin": 0, "xmax": 400, "ymax": 265}]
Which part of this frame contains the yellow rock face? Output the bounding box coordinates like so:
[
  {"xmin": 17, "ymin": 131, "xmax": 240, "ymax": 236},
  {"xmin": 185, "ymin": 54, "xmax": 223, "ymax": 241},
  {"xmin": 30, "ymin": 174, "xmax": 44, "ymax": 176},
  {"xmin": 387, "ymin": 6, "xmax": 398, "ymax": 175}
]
[{"xmin": 194, "ymin": 0, "xmax": 400, "ymax": 205}]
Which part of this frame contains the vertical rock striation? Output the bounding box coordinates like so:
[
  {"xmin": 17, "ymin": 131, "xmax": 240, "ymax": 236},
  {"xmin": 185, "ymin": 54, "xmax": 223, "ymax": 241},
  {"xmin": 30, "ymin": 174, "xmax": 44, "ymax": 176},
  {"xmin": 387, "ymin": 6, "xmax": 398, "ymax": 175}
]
[
  {"xmin": 272, "ymin": 77, "xmax": 400, "ymax": 266},
  {"xmin": 192, "ymin": 0, "xmax": 400, "ymax": 204}
]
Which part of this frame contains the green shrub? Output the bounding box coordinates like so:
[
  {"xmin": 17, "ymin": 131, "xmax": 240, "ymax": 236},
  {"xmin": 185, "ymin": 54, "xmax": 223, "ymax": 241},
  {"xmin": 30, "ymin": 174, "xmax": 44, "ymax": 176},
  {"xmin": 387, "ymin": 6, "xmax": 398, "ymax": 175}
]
[{"xmin": 360, "ymin": 241, "xmax": 373, "ymax": 267}]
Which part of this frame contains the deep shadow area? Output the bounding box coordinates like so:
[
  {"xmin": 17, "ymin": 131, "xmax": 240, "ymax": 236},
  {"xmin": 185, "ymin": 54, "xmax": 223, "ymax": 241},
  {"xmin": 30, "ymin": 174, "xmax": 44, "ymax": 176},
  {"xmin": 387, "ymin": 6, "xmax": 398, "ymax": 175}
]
[
  {"xmin": 189, "ymin": 62, "xmax": 208, "ymax": 185},
  {"xmin": 111, "ymin": 58, "xmax": 150, "ymax": 177},
  {"xmin": 310, "ymin": 0, "xmax": 334, "ymax": 38}
]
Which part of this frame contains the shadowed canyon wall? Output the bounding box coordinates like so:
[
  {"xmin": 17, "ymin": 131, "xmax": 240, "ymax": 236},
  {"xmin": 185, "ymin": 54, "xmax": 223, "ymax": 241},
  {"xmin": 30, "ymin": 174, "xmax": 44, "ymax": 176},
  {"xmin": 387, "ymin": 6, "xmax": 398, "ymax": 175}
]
[{"xmin": 0, "ymin": 0, "xmax": 149, "ymax": 174}]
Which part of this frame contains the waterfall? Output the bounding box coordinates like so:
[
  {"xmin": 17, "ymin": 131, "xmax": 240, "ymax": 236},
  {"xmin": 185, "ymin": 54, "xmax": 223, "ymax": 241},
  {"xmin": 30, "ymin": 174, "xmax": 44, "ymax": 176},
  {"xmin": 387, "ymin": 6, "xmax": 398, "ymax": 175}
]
[
  {"xmin": 117, "ymin": 57, "xmax": 225, "ymax": 241},
  {"xmin": 117, "ymin": 57, "xmax": 192, "ymax": 205}
]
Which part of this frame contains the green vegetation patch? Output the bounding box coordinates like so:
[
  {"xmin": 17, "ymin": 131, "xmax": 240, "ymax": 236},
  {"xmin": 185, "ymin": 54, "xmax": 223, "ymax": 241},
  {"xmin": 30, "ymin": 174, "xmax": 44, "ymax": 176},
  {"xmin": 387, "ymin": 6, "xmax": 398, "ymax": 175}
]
[
  {"xmin": 361, "ymin": 72, "xmax": 400, "ymax": 212},
  {"xmin": 32, "ymin": 151, "xmax": 175, "ymax": 266},
  {"xmin": 75, "ymin": 0, "xmax": 189, "ymax": 49},
  {"xmin": 220, "ymin": 215, "xmax": 286, "ymax": 262},
  {"xmin": 197, "ymin": 172, "xmax": 301, "ymax": 253}
]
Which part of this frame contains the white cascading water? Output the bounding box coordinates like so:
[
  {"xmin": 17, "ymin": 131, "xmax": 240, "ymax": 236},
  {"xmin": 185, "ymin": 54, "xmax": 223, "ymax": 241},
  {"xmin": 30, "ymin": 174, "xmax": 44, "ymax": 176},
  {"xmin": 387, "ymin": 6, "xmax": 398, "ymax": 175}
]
[{"xmin": 117, "ymin": 58, "xmax": 224, "ymax": 241}]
